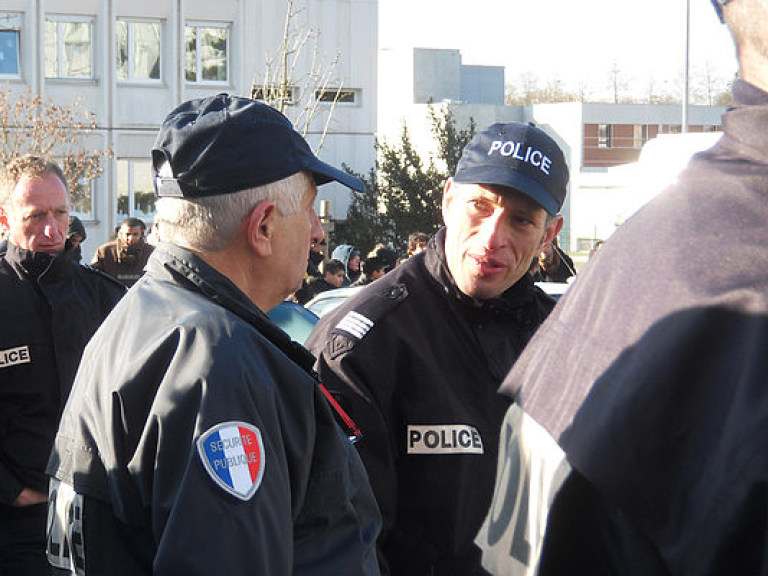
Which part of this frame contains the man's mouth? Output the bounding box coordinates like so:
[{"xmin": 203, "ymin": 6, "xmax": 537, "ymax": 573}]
[{"xmin": 470, "ymin": 254, "xmax": 504, "ymax": 274}]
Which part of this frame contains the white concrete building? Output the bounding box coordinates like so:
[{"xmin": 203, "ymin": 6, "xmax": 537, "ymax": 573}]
[{"xmin": 0, "ymin": 0, "xmax": 377, "ymax": 259}]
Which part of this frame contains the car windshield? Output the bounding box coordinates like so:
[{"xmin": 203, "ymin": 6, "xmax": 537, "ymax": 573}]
[{"xmin": 267, "ymin": 301, "xmax": 318, "ymax": 344}]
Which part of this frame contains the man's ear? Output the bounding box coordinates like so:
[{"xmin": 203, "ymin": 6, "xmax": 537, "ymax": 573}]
[
  {"xmin": 541, "ymin": 215, "xmax": 564, "ymax": 250},
  {"xmin": 246, "ymin": 201, "xmax": 277, "ymax": 257},
  {"xmin": 441, "ymin": 178, "xmax": 456, "ymax": 223}
]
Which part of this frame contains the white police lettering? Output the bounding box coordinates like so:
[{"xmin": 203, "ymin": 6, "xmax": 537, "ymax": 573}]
[
  {"xmin": 407, "ymin": 424, "xmax": 484, "ymax": 455},
  {"xmin": 0, "ymin": 346, "xmax": 31, "ymax": 369},
  {"xmin": 487, "ymin": 140, "xmax": 552, "ymax": 175}
]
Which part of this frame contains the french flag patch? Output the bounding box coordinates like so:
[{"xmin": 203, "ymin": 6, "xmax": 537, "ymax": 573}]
[{"xmin": 196, "ymin": 422, "xmax": 266, "ymax": 501}]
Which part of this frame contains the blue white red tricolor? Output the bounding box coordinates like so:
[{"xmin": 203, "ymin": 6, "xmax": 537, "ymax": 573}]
[{"xmin": 196, "ymin": 422, "xmax": 265, "ymax": 500}]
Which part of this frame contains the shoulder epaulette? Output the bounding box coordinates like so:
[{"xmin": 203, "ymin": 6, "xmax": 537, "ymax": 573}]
[{"xmin": 331, "ymin": 282, "xmax": 409, "ymax": 343}]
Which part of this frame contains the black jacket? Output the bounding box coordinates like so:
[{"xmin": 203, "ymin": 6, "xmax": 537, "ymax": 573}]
[
  {"xmin": 47, "ymin": 242, "xmax": 381, "ymax": 576},
  {"xmin": 0, "ymin": 242, "xmax": 124, "ymax": 505},
  {"xmin": 480, "ymin": 80, "xmax": 768, "ymax": 575},
  {"xmin": 306, "ymin": 229, "xmax": 555, "ymax": 575}
]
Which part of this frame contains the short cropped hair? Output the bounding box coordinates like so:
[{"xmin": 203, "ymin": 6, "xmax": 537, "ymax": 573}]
[
  {"xmin": 2, "ymin": 155, "xmax": 69, "ymax": 207},
  {"xmin": 121, "ymin": 217, "xmax": 146, "ymax": 230},
  {"xmin": 155, "ymin": 170, "xmax": 312, "ymax": 252},
  {"xmin": 323, "ymin": 259, "xmax": 346, "ymax": 276}
]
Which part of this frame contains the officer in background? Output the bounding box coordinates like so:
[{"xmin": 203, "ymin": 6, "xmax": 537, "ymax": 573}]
[
  {"xmin": 46, "ymin": 95, "xmax": 380, "ymax": 575},
  {"xmin": 478, "ymin": 0, "xmax": 768, "ymax": 574},
  {"xmin": 0, "ymin": 155, "xmax": 124, "ymax": 574},
  {"xmin": 307, "ymin": 122, "xmax": 569, "ymax": 575}
]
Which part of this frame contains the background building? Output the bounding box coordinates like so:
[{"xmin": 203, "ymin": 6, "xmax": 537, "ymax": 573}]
[
  {"xmin": 0, "ymin": 0, "xmax": 377, "ymax": 260},
  {"xmin": 378, "ymin": 47, "xmax": 725, "ymax": 254}
]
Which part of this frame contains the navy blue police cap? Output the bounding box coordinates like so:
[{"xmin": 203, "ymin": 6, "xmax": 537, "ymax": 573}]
[
  {"xmin": 152, "ymin": 93, "xmax": 364, "ymax": 198},
  {"xmin": 454, "ymin": 122, "xmax": 569, "ymax": 216},
  {"xmin": 710, "ymin": 0, "xmax": 730, "ymax": 23}
]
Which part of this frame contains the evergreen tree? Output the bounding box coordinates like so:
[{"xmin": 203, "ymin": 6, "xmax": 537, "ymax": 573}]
[{"xmin": 336, "ymin": 104, "xmax": 475, "ymax": 255}]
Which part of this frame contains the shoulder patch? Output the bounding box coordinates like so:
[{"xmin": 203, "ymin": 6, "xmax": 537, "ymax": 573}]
[
  {"xmin": 330, "ymin": 282, "xmax": 409, "ymax": 343},
  {"xmin": 196, "ymin": 422, "xmax": 265, "ymax": 501}
]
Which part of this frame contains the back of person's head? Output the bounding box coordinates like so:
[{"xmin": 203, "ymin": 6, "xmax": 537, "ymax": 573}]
[
  {"xmin": 717, "ymin": 0, "xmax": 768, "ymax": 84},
  {"xmin": 369, "ymin": 244, "xmax": 398, "ymax": 272},
  {"xmin": 407, "ymin": 232, "xmax": 430, "ymax": 257},
  {"xmin": 150, "ymin": 94, "xmax": 363, "ymax": 254},
  {"xmin": 361, "ymin": 256, "xmax": 385, "ymax": 277}
]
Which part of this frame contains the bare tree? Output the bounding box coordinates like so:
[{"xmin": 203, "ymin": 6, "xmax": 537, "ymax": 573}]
[
  {"xmin": 608, "ymin": 62, "xmax": 628, "ymax": 104},
  {"xmin": 252, "ymin": 0, "xmax": 344, "ymax": 152},
  {"xmin": 0, "ymin": 86, "xmax": 111, "ymax": 211}
]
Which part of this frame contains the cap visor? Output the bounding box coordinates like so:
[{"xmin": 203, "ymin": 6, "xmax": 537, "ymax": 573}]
[
  {"xmin": 454, "ymin": 167, "xmax": 558, "ymax": 215},
  {"xmin": 307, "ymin": 157, "xmax": 365, "ymax": 191}
]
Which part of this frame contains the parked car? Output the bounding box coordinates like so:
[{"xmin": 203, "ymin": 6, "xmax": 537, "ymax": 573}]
[
  {"xmin": 267, "ymin": 300, "xmax": 318, "ymax": 344},
  {"xmin": 305, "ymin": 286, "xmax": 364, "ymax": 318},
  {"xmin": 535, "ymin": 281, "xmax": 570, "ymax": 302}
]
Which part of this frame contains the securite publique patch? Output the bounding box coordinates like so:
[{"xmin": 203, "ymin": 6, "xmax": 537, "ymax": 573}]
[{"xmin": 196, "ymin": 422, "xmax": 266, "ymax": 501}]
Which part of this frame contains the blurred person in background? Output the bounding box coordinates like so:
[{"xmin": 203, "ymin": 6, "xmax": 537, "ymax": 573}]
[{"xmin": 91, "ymin": 217, "xmax": 154, "ymax": 287}]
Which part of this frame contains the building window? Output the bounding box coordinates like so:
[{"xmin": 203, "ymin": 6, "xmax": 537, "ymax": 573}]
[
  {"xmin": 252, "ymin": 85, "xmax": 296, "ymax": 104},
  {"xmin": 633, "ymin": 125, "xmax": 648, "ymax": 149},
  {"xmin": 0, "ymin": 13, "xmax": 21, "ymax": 78},
  {"xmin": 116, "ymin": 20, "xmax": 161, "ymax": 82},
  {"xmin": 45, "ymin": 17, "xmax": 93, "ymax": 79},
  {"xmin": 315, "ymin": 88, "xmax": 358, "ymax": 104},
  {"xmin": 598, "ymin": 124, "xmax": 612, "ymax": 149},
  {"xmin": 184, "ymin": 23, "xmax": 228, "ymax": 83},
  {"xmin": 116, "ymin": 159, "xmax": 155, "ymax": 223}
]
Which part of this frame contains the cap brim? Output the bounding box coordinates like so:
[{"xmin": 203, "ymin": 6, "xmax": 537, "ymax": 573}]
[
  {"xmin": 454, "ymin": 167, "xmax": 559, "ymax": 215},
  {"xmin": 307, "ymin": 157, "xmax": 365, "ymax": 191}
]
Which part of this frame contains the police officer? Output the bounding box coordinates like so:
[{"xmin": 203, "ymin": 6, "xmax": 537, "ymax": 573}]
[
  {"xmin": 306, "ymin": 122, "xmax": 569, "ymax": 575},
  {"xmin": 0, "ymin": 155, "xmax": 124, "ymax": 574},
  {"xmin": 46, "ymin": 95, "xmax": 381, "ymax": 575}
]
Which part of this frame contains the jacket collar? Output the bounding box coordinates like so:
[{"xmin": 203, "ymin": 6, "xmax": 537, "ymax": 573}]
[
  {"xmin": 720, "ymin": 80, "xmax": 768, "ymax": 165},
  {"xmin": 5, "ymin": 241, "xmax": 75, "ymax": 282},
  {"xmin": 150, "ymin": 242, "xmax": 317, "ymax": 374}
]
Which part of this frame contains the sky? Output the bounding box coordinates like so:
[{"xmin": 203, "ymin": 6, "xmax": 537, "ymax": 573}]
[{"xmin": 379, "ymin": 0, "xmax": 738, "ymax": 100}]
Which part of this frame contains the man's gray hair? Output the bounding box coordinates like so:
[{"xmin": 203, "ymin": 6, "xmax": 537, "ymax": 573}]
[{"xmin": 155, "ymin": 171, "xmax": 312, "ymax": 252}]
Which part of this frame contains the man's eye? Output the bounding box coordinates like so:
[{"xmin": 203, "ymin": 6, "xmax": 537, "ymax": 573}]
[{"xmin": 468, "ymin": 200, "xmax": 491, "ymax": 214}]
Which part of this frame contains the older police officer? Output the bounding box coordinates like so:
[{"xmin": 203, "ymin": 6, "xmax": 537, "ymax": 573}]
[
  {"xmin": 0, "ymin": 156, "xmax": 124, "ymax": 574},
  {"xmin": 47, "ymin": 95, "xmax": 380, "ymax": 575},
  {"xmin": 307, "ymin": 122, "xmax": 569, "ymax": 575}
]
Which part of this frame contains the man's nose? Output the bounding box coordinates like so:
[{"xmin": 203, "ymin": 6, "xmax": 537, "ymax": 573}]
[
  {"xmin": 43, "ymin": 214, "xmax": 59, "ymax": 238},
  {"xmin": 310, "ymin": 210, "xmax": 325, "ymax": 246},
  {"xmin": 478, "ymin": 211, "xmax": 506, "ymax": 250}
]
